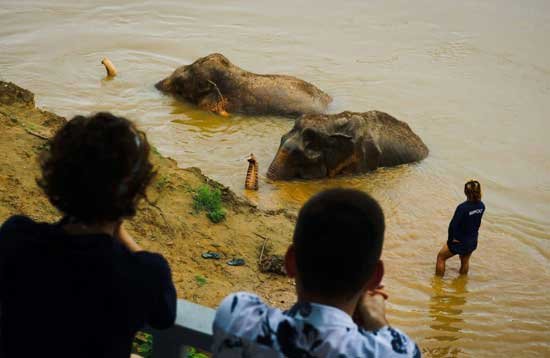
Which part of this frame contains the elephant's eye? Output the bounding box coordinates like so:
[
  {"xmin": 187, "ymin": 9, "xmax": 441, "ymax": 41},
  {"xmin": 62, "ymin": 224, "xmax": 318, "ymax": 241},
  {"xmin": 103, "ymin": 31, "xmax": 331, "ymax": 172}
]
[{"xmin": 302, "ymin": 128, "xmax": 320, "ymax": 148}]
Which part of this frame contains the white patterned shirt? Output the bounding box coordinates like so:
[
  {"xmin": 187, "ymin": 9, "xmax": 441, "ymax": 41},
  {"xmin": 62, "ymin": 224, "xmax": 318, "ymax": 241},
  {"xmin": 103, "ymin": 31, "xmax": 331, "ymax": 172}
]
[{"xmin": 212, "ymin": 292, "xmax": 421, "ymax": 358}]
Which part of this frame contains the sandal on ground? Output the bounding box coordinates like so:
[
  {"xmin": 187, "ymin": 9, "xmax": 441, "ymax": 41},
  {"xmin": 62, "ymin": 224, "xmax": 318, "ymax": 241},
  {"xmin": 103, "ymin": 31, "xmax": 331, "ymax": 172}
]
[
  {"xmin": 201, "ymin": 251, "xmax": 221, "ymax": 260},
  {"xmin": 227, "ymin": 258, "xmax": 245, "ymax": 266}
]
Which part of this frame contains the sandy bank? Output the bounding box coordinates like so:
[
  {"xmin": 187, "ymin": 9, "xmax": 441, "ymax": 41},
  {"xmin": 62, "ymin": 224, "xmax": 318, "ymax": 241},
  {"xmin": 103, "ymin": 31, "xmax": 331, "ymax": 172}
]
[{"xmin": 0, "ymin": 81, "xmax": 296, "ymax": 308}]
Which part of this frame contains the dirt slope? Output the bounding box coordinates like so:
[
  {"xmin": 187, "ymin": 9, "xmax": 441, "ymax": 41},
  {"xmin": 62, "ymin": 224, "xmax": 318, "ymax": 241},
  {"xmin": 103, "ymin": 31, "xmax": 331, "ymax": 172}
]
[{"xmin": 0, "ymin": 81, "xmax": 296, "ymax": 308}]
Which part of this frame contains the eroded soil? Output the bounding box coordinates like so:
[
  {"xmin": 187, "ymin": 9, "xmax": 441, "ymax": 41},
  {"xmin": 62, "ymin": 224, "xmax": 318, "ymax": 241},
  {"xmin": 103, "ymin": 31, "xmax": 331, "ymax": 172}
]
[{"xmin": 0, "ymin": 81, "xmax": 296, "ymax": 309}]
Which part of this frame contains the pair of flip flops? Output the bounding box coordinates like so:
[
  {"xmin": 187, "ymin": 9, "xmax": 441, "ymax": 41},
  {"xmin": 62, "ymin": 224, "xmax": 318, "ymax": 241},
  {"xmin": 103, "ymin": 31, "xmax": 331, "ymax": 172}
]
[
  {"xmin": 201, "ymin": 251, "xmax": 221, "ymax": 259},
  {"xmin": 227, "ymin": 258, "xmax": 245, "ymax": 266},
  {"xmin": 201, "ymin": 251, "xmax": 245, "ymax": 266}
]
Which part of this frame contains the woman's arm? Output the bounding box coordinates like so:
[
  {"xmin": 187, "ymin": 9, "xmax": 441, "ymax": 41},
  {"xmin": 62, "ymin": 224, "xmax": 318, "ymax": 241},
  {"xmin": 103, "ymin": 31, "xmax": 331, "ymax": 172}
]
[
  {"xmin": 140, "ymin": 253, "xmax": 177, "ymax": 329},
  {"xmin": 118, "ymin": 221, "xmax": 176, "ymax": 328},
  {"xmin": 115, "ymin": 222, "xmax": 142, "ymax": 252},
  {"xmin": 448, "ymin": 205, "xmax": 463, "ymax": 242}
]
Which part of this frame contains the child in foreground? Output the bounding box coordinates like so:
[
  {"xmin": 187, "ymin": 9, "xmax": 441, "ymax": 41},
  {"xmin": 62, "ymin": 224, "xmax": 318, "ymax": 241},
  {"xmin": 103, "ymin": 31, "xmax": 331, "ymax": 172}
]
[
  {"xmin": 436, "ymin": 180, "xmax": 485, "ymax": 276},
  {"xmin": 212, "ymin": 188, "xmax": 420, "ymax": 357},
  {"xmin": 0, "ymin": 113, "xmax": 176, "ymax": 358}
]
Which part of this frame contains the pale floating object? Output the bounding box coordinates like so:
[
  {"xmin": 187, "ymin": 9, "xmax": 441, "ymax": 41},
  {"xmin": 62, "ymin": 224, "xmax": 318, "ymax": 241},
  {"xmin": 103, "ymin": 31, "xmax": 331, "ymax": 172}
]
[
  {"xmin": 101, "ymin": 57, "xmax": 117, "ymax": 77},
  {"xmin": 245, "ymin": 153, "xmax": 259, "ymax": 190}
]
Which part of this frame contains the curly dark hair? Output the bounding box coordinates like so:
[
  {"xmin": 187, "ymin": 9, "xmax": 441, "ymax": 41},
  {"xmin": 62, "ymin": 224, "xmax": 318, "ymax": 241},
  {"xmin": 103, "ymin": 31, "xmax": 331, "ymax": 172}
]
[{"xmin": 38, "ymin": 112, "xmax": 155, "ymax": 223}]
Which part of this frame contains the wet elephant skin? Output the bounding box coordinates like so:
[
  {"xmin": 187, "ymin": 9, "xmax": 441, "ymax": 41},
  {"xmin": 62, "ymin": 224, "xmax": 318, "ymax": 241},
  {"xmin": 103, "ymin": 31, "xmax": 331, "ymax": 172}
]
[
  {"xmin": 267, "ymin": 111, "xmax": 429, "ymax": 180},
  {"xmin": 156, "ymin": 53, "xmax": 332, "ymax": 117}
]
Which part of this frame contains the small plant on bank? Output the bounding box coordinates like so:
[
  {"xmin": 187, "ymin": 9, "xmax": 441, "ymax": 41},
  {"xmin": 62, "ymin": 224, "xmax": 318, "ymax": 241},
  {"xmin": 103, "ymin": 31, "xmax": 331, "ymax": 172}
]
[
  {"xmin": 132, "ymin": 331, "xmax": 153, "ymax": 358},
  {"xmin": 186, "ymin": 346, "xmax": 209, "ymax": 358},
  {"xmin": 26, "ymin": 122, "xmax": 38, "ymax": 132},
  {"xmin": 155, "ymin": 174, "xmax": 170, "ymax": 191},
  {"xmin": 131, "ymin": 332, "xmax": 207, "ymax": 358},
  {"xmin": 193, "ymin": 185, "xmax": 226, "ymax": 223},
  {"xmin": 195, "ymin": 275, "xmax": 207, "ymax": 287}
]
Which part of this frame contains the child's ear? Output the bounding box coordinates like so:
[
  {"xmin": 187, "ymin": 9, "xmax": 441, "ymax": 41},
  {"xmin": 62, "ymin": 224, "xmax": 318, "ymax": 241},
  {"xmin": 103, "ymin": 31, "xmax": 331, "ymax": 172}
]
[
  {"xmin": 365, "ymin": 260, "xmax": 384, "ymax": 290},
  {"xmin": 285, "ymin": 245, "xmax": 297, "ymax": 278}
]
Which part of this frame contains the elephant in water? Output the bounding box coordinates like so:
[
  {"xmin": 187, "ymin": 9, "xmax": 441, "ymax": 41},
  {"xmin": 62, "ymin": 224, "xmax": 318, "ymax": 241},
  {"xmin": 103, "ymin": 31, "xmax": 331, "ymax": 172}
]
[
  {"xmin": 155, "ymin": 53, "xmax": 332, "ymax": 117},
  {"xmin": 267, "ymin": 111, "xmax": 429, "ymax": 180}
]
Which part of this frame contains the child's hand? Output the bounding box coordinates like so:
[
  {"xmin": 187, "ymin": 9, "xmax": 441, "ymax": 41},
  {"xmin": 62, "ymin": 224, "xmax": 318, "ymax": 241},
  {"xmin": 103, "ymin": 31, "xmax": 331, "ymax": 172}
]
[{"xmin": 353, "ymin": 285, "xmax": 389, "ymax": 331}]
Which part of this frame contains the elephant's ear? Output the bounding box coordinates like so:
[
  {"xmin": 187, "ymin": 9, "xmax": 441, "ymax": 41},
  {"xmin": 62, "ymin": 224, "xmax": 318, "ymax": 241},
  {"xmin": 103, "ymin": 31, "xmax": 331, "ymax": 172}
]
[
  {"xmin": 362, "ymin": 135, "xmax": 381, "ymax": 170},
  {"xmin": 324, "ymin": 132, "xmax": 355, "ymax": 176}
]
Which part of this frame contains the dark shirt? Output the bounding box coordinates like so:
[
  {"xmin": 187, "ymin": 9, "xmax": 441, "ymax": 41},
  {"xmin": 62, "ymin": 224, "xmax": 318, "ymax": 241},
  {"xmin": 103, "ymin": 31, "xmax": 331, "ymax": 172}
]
[
  {"xmin": 448, "ymin": 200, "xmax": 485, "ymax": 247},
  {"xmin": 0, "ymin": 215, "xmax": 177, "ymax": 358}
]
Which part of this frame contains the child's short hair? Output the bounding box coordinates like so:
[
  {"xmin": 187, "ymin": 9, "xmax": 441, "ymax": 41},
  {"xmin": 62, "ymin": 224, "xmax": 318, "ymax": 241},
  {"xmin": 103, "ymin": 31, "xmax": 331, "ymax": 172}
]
[
  {"xmin": 292, "ymin": 188, "xmax": 385, "ymax": 298},
  {"xmin": 464, "ymin": 180, "xmax": 482, "ymax": 202}
]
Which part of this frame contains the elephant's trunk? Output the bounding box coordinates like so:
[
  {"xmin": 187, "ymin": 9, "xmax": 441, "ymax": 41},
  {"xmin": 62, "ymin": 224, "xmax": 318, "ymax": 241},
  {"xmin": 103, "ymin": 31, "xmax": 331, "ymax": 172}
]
[
  {"xmin": 267, "ymin": 149, "xmax": 290, "ymax": 180},
  {"xmin": 245, "ymin": 154, "xmax": 259, "ymax": 190},
  {"xmin": 101, "ymin": 57, "xmax": 117, "ymax": 77},
  {"xmin": 155, "ymin": 77, "xmax": 171, "ymax": 92}
]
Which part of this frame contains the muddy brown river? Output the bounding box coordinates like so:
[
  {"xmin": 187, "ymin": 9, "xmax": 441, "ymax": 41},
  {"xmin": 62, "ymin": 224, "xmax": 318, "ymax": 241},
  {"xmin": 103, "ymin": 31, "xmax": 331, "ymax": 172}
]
[{"xmin": 1, "ymin": 1, "xmax": 549, "ymax": 356}]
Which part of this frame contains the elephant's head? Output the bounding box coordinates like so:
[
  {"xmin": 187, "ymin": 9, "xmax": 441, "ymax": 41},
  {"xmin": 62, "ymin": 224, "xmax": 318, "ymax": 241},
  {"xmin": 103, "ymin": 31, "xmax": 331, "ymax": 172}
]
[
  {"xmin": 267, "ymin": 113, "xmax": 370, "ymax": 180},
  {"xmin": 155, "ymin": 53, "xmax": 232, "ymax": 115}
]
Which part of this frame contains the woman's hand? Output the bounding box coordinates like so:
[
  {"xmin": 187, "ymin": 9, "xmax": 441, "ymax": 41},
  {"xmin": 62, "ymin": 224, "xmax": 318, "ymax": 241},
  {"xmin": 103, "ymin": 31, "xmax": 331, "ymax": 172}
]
[
  {"xmin": 353, "ymin": 285, "xmax": 389, "ymax": 331},
  {"xmin": 115, "ymin": 222, "xmax": 142, "ymax": 253}
]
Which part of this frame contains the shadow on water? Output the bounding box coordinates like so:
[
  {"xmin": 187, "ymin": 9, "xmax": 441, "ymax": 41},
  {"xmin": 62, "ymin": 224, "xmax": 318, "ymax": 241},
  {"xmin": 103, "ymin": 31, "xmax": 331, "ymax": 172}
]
[
  {"xmin": 263, "ymin": 164, "xmax": 418, "ymax": 211},
  {"xmin": 168, "ymin": 97, "xmax": 226, "ymax": 126},
  {"xmin": 425, "ymin": 275, "xmax": 469, "ymax": 358}
]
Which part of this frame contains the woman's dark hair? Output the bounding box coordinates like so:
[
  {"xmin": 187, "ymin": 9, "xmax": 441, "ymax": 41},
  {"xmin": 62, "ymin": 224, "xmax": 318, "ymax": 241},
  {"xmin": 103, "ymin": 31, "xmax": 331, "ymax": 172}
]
[
  {"xmin": 293, "ymin": 188, "xmax": 385, "ymax": 299},
  {"xmin": 38, "ymin": 112, "xmax": 155, "ymax": 223},
  {"xmin": 464, "ymin": 180, "xmax": 482, "ymax": 202}
]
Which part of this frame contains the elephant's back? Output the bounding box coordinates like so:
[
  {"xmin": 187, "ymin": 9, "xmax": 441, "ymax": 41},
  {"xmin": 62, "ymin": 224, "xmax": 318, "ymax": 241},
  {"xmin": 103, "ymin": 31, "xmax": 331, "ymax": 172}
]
[
  {"xmin": 235, "ymin": 73, "xmax": 332, "ymax": 116},
  {"xmin": 364, "ymin": 111, "xmax": 429, "ymax": 167}
]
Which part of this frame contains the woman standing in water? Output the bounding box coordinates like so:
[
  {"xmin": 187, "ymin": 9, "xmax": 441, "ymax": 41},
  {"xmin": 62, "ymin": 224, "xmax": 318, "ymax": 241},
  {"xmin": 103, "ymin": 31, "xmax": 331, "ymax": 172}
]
[{"xmin": 436, "ymin": 180, "xmax": 485, "ymax": 276}]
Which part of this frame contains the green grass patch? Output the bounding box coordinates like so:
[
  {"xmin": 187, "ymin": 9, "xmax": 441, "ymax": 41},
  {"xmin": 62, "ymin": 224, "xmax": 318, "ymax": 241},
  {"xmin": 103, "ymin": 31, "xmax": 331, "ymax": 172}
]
[
  {"xmin": 195, "ymin": 275, "xmax": 207, "ymax": 287},
  {"xmin": 132, "ymin": 332, "xmax": 207, "ymax": 358},
  {"xmin": 26, "ymin": 122, "xmax": 38, "ymax": 131},
  {"xmin": 186, "ymin": 347, "xmax": 209, "ymax": 358},
  {"xmin": 155, "ymin": 174, "xmax": 170, "ymax": 191},
  {"xmin": 193, "ymin": 185, "xmax": 226, "ymax": 223},
  {"xmin": 132, "ymin": 331, "xmax": 152, "ymax": 358}
]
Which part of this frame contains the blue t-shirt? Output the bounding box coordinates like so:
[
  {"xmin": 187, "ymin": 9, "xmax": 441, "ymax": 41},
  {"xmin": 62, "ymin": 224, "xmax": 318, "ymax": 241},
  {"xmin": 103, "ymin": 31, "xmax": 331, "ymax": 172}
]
[
  {"xmin": 448, "ymin": 200, "xmax": 485, "ymax": 247},
  {"xmin": 0, "ymin": 215, "xmax": 177, "ymax": 358}
]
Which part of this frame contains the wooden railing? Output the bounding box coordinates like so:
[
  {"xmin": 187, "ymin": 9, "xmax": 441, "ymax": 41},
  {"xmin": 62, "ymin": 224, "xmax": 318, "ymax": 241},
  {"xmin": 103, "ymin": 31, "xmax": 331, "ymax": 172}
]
[{"xmin": 144, "ymin": 299, "xmax": 215, "ymax": 358}]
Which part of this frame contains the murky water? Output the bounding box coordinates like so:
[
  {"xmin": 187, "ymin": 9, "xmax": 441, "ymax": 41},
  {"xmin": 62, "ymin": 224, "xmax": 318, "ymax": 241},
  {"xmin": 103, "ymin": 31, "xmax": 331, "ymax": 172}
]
[{"xmin": 1, "ymin": 0, "xmax": 549, "ymax": 356}]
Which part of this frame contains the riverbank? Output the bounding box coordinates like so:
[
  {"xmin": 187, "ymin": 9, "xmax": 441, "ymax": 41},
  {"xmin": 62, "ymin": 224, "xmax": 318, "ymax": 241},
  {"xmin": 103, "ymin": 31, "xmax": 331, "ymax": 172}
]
[{"xmin": 0, "ymin": 81, "xmax": 296, "ymax": 308}]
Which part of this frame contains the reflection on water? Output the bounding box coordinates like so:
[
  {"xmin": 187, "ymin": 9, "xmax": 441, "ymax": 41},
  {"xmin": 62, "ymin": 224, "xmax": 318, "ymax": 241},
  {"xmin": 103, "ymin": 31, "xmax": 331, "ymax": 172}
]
[{"xmin": 426, "ymin": 276, "xmax": 469, "ymax": 357}]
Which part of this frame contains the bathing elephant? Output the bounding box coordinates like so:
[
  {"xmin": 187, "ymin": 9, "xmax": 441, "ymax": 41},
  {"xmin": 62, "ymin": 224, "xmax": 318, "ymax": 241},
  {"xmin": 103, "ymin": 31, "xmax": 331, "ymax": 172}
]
[
  {"xmin": 155, "ymin": 53, "xmax": 332, "ymax": 117},
  {"xmin": 267, "ymin": 111, "xmax": 429, "ymax": 180}
]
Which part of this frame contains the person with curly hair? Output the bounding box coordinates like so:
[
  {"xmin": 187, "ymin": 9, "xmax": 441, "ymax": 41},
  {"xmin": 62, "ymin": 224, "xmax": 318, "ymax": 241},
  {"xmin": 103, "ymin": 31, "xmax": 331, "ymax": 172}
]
[
  {"xmin": 436, "ymin": 180, "xmax": 486, "ymax": 276},
  {"xmin": 0, "ymin": 112, "xmax": 176, "ymax": 358}
]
